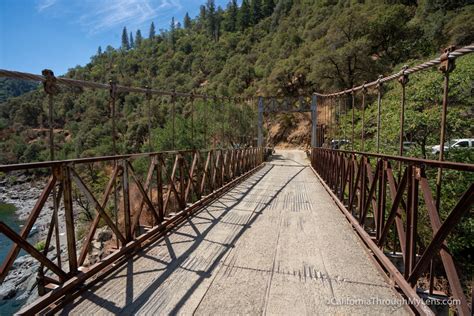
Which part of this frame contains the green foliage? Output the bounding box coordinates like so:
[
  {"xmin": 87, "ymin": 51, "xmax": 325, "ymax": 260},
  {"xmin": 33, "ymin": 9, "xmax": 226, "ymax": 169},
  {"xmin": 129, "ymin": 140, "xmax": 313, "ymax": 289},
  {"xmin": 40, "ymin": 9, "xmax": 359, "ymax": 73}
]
[
  {"xmin": 35, "ymin": 240, "xmax": 46, "ymax": 252},
  {"xmin": 149, "ymin": 22, "xmax": 156, "ymax": 39},
  {"xmin": 0, "ymin": 0, "xmax": 472, "ymax": 166},
  {"xmin": 238, "ymin": 0, "xmax": 252, "ymax": 30},
  {"xmin": 0, "ymin": 78, "xmax": 39, "ymax": 102},
  {"xmin": 121, "ymin": 26, "xmax": 130, "ymax": 50},
  {"xmin": 135, "ymin": 29, "xmax": 143, "ymax": 47}
]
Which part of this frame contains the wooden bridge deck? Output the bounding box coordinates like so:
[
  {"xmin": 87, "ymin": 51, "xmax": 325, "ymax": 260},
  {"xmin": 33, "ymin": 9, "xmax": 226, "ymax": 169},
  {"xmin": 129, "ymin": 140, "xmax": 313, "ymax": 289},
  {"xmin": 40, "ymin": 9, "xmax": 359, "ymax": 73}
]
[{"xmin": 60, "ymin": 150, "xmax": 409, "ymax": 315}]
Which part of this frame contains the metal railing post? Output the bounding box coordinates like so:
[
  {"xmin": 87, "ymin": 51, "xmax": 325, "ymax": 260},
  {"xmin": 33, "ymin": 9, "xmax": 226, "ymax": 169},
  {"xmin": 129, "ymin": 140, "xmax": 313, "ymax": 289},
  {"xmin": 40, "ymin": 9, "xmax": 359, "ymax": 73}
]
[
  {"xmin": 257, "ymin": 96, "xmax": 264, "ymax": 147},
  {"xmin": 376, "ymin": 75, "xmax": 383, "ymax": 153},
  {"xmin": 311, "ymin": 94, "xmax": 318, "ymax": 147}
]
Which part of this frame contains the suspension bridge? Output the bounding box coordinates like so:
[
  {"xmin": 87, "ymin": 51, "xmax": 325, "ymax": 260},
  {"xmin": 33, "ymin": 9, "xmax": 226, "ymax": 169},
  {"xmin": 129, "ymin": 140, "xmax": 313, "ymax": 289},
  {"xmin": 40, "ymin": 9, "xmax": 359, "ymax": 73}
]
[{"xmin": 0, "ymin": 45, "xmax": 473, "ymax": 315}]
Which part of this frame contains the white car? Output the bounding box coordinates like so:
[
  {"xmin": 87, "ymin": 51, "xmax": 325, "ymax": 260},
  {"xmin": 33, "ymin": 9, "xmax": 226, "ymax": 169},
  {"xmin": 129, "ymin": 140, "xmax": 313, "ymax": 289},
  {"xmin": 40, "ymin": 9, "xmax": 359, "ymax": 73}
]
[{"xmin": 431, "ymin": 138, "xmax": 474, "ymax": 155}]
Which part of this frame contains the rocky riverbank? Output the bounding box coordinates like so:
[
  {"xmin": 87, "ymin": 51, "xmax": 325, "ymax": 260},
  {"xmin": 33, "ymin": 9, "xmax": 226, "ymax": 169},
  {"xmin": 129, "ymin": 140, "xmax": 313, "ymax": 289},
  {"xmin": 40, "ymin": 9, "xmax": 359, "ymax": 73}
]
[
  {"xmin": 0, "ymin": 173, "xmax": 114, "ymax": 313},
  {"xmin": 0, "ymin": 174, "xmax": 60, "ymax": 310},
  {"xmin": 1, "ymin": 175, "xmax": 73, "ymax": 311}
]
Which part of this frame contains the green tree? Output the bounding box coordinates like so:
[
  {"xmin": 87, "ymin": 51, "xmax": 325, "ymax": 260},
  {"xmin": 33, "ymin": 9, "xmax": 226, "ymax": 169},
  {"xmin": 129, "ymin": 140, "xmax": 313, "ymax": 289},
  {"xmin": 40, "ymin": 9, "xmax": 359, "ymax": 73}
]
[
  {"xmin": 308, "ymin": 4, "xmax": 380, "ymax": 91},
  {"xmin": 224, "ymin": 0, "xmax": 238, "ymax": 32},
  {"xmin": 263, "ymin": 0, "xmax": 275, "ymax": 17},
  {"xmin": 251, "ymin": 0, "xmax": 262, "ymax": 25},
  {"xmin": 206, "ymin": 0, "xmax": 218, "ymax": 41},
  {"xmin": 238, "ymin": 0, "xmax": 252, "ymax": 30},
  {"xmin": 135, "ymin": 29, "xmax": 143, "ymax": 46},
  {"xmin": 184, "ymin": 12, "xmax": 192, "ymax": 29},
  {"xmin": 170, "ymin": 17, "xmax": 176, "ymax": 50},
  {"xmin": 367, "ymin": 4, "xmax": 417, "ymax": 66},
  {"xmin": 129, "ymin": 32, "xmax": 134, "ymax": 48},
  {"xmin": 149, "ymin": 21, "xmax": 156, "ymax": 39},
  {"xmin": 121, "ymin": 26, "xmax": 130, "ymax": 50},
  {"xmin": 97, "ymin": 46, "xmax": 102, "ymax": 56}
]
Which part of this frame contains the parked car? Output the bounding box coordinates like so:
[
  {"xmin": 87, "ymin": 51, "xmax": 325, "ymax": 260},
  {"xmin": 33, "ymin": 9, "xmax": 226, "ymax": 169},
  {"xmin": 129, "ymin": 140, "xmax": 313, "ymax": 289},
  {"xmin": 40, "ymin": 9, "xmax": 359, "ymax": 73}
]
[
  {"xmin": 431, "ymin": 138, "xmax": 474, "ymax": 155},
  {"xmin": 331, "ymin": 139, "xmax": 351, "ymax": 149}
]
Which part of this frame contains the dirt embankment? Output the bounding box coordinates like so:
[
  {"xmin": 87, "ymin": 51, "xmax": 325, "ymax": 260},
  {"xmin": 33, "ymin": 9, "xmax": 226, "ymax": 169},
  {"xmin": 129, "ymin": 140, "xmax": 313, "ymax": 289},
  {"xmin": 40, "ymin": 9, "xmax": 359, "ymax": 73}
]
[{"xmin": 265, "ymin": 112, "xmax": 312, "ymax": 149}]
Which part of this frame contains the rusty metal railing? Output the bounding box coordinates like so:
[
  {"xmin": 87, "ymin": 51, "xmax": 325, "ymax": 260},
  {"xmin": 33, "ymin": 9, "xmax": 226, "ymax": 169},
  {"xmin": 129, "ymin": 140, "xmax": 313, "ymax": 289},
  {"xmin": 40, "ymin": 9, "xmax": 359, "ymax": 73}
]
[
  {"xmin": 0, "ymin": 147, "xmax": 264, "ymax": 313},
  {"xmin": 311, "ymin": 44, "xmax": 474, "ymax": 316},
  {"xmin": 311, "ymin": 149, "xmax": 473, "ymax": 315}
]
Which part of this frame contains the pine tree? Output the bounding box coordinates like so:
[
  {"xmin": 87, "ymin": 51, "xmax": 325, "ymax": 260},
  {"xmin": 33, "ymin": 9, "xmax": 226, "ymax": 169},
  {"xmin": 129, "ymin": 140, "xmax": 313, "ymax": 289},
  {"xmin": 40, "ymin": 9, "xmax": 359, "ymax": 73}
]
[
  {"xmin": 215, "ymin": 6, "xmax": 223, "ymax": 41},
  {"xmin": 198, "ymin": 5, "xmax": 207, "ymax": 31},
  {"xmin": 130, "ymin": 32, "xmax": 134, "ymax": 48},
  {"xmin": 251, "ymin": 0, "xmax": 262, "ymax": 25},
  {"xmin": 170, "ymin": 17, "xmax": 176, "ymax": 50},
  {"xmin": 149, "ymin": 22, "xmax": 156, "ymax": 39},
  {"xmin": 263, "ymin": 0, "xmax": 275, "ymax": 17},
  {"xmin": 135, "ymin": 29, "xmax": 143, "ymax": 46},
  {"xmin": 184, "ymin": 12, "xmax": 192, "ymax": 29},
  {"xmin": 121, "ymin": 26, "xmax": 130, "ymax": 50},
  {"xmin": 206, "ymin": 0, "xmax": 217, "ymax": 41},
  {"xmin": 239, "ymin": 0, "xmax": 252, "ymax": 30},
  {"xmin": 225, "ymin": 0, "xmax": 238, "ymax": 32},
  {"xmin": 97, "ymin": 46, "xmax": 102, "ymax": 56},
  {"xmin": 199, "ymin": 5, "xmax": 207, "ymax": 21}
]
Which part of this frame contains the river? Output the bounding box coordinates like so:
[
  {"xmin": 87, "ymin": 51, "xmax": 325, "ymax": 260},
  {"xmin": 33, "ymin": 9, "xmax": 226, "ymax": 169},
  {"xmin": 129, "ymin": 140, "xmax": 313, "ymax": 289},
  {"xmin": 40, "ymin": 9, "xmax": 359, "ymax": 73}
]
[{"xmin": 0, "ymin": 202, "xmax": 26, "ymax": 314}]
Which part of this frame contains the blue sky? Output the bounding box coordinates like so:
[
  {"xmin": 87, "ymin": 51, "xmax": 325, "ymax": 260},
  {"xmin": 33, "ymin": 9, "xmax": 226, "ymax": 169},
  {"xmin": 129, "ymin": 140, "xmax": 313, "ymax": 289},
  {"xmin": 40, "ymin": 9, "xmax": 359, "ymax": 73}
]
[{"xmin": 0, "ymin": 0, "xmax": 229, "ymax": 76}]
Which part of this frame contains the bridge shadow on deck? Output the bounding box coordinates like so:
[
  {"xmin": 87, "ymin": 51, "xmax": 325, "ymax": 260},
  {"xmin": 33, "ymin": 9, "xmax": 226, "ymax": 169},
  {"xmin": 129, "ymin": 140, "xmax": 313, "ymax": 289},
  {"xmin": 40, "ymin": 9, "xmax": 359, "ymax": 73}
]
[{"xmin": 61, "ymin": 162, "xmax": 307, "ymax": 315}]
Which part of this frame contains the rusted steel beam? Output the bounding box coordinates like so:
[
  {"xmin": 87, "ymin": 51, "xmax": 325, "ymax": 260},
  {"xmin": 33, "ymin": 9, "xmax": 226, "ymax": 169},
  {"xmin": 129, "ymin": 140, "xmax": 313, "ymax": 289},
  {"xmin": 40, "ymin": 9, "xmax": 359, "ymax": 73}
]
[
  {"xmin": 78, "ymin": 165, "xmax": 121, "ymax": 266},
  {"xmin": 312, "ymin": 147, "xmax": 472, "ymax": 315},
  {"xmin": 415, "ymin": 177, "xmax": 472, "ymax": 316},
  {"xmin": 376, "ymin": 160, "xmax": 387, "ymax": 242},
  {"xmin": 201, "ymin": 151, "xmax": 212, "ymax": 194},
  {"xmin": 0, "ymin": 174, "xmax": 56, "ymax": 282},
  {"xmin": 178, "ymin": 154, "xmax": 186, "ymax": 209},
  {"xmin": 0, "ymin": 149, "xmax": 205, "ymax": 172},
  {"xmin": 184, "ymin": 151, "xmax": 199, "ymax": 202},
  {"xmin": 0, "ymin": 222, "xmax": 67, "ymax": 281},
  {"xmin": 385, "ymin": 165, "xmax": 407, "ymax": 258},
  {"xmin": 378, "ymin": 168, "xmax": 407, "ymax": 247},
  {"xmin": 16, "ymin": 154, "xmax": 264, "ymax": 315},
  {"xmin": 156, "ymin": 155, "xmax": 164, "ymax": 223},
  {"xmin": 42, "ymin": 183, "xmax": 63, "ymax": 262},
  {"xmin": 313, "ymin": 148, "xmax": 474, "ymax": 172},
  {"xmin": 363, "ymin": 160, "xmax": 380, "ymax": 229},
  {"xmin": 131, "ymin": 158, "xmax": 158, "ymax": 235},
  {"xmin": 309, "ymin": 163, "xmax": 434, "ymax": 316},
  {"xmin": 62, "ymin": 166, "xmax": 78, "ymax": 275},
  {"xmin": 69, "ymin": 167, "xmax": 126, "ymax": 245},
  {"xmin": 163, "ymin": 155, "xmax": 182, "ymax": 214},
  {"xmin": 417, "ymin": 186, "xmax": 472, "ymax": 313}
]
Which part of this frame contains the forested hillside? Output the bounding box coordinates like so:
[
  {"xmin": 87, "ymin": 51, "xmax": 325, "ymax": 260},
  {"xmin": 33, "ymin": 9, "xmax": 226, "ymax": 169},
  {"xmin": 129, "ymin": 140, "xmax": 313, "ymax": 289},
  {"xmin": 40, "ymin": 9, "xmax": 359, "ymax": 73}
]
[
  {"xmin": 0, "ymin": 0, "xmax": 473, "ymax": 164},
  {"xmin": 0, "ymin": 78, "xmax": 38, "ymax": 103}
]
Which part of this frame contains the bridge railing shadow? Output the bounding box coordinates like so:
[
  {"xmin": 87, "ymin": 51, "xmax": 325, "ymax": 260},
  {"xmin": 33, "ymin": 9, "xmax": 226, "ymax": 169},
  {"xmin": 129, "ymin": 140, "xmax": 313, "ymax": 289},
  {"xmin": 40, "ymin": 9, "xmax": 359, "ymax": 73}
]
[{"xmin": 60, "ymin": 160, "xmax": 307, "ymax": 314}]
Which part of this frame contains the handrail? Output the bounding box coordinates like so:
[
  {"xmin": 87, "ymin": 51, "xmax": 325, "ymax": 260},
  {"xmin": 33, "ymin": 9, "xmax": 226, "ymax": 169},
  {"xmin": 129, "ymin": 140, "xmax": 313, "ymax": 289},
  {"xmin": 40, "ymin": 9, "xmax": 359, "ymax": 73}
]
[
  {"xmin": 0, "ymin": 147, "xmax": 265, "ymax": 314},
  {"xmin": 0, "ymin": 148, "xmax": 222, "ymax": 172},
  {"xmin": 311, "ymin": 147, "xmax": 473, "ymax": 316},
  {"xmin": 316, "ymin": 148, "xmax": 474, "ymax": 172},
  {"xmin": 0, "ymin": 69, "xmax": 252, "ymax": 101}
]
